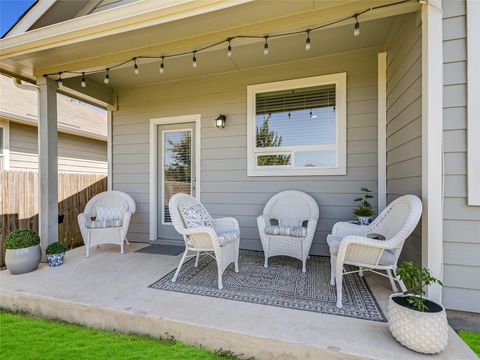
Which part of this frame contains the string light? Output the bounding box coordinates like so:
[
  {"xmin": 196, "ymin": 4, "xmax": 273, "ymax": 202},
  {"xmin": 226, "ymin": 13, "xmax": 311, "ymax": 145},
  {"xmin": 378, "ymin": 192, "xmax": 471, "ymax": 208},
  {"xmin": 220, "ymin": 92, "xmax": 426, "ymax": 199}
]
[
  {"xmin": 227, "ymin": 39, "xmax": 232, "ymax": 57},
  {"xmin": 305, "ymin": 29, "xmax": 311, "ymax": 51},
  {"xmin": 192, "ymin": 51, "xmax": 198, "ymax": 68},
  {"xmin": 354, "ymin": 16, "xmax": 360, "ymax": 36},
  {"xmin": 42, "ymin": 1, "xmax": 409, "ymax": 82},
  {"xmin": 133, "ymin": 58, "xmax": 139, "ymax": 74},
  {"xmin": 309, "ymin": 110, "xmax": 317, "ymax": 119},
  {"xmin": 104, "ymin": 69, "xmax": 110, "ymax": 84},
  {"xmin": 159, "ymin": 56, "xmax": 165, "ymax": 74},
  {"xmin": 263, "ymin": 35, "xmax": 269, "ymax": 55}
]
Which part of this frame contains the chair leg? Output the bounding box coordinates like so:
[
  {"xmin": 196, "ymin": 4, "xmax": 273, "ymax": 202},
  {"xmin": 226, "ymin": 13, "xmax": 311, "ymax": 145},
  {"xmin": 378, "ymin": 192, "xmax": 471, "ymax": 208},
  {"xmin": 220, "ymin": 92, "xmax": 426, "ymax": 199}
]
[
  {"xmin": 85, "ymin": 233, "xmax": 90, "ymax": 258},
  {"xmin": 359, "ymin": 267, "xmax": 364, "ymax": 277},
  {"xmin": 172, "ymin": 250, "xmax": 188, "ymax": 283},
  {"xmin": 330, "ymin": 255, "xmax": 337, "ymax": 286},
  {"xmin": 264, "ymin": 255, "xmax": 268, "ymax": 269},
  {"xmin": 120, "ymin": 242, "xmax": 124, "ymax": 255},
  {"xmin": 194, "ymin": 251, "xmax": 200, "ymax": 267},
  {"xmin": 336, "ymin": 269, "xmax": 344, "ymax": 308},
  {"xmin": 387, "ymin": 269, "xmax": 399, "ymax": 292},
  {"xmin": 302, "ymin": 259, "xmax": 307, "ymax": 273},
  {"xmin": 125, "ymin": 238, "xmax": 130, "ymax": 246},
  {"xmin": 218, "ymin": 269, "xmax": 223, "ymax": 290},
  {"xmin": 234, "ymin": 240, "xmax": 239, "ymax": 273}
]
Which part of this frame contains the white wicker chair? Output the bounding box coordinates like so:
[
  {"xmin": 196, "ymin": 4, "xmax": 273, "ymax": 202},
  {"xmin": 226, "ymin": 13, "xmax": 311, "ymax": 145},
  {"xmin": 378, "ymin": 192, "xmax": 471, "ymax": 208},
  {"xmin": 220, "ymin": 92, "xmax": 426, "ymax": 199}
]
[
  {"xmin": 169, "ymin": 193, "xmax": 240, "ymax": 290},
  {"xmin": 257, "ymin": 190, "xmax": 319, "ymax": 272},
  {"xmin": 78, "ymin": 191, "xmax": 136, "ymax": 257},
  {"xmin": 328, "ymin": 195, "xmax": 422, "ymax": 308}
]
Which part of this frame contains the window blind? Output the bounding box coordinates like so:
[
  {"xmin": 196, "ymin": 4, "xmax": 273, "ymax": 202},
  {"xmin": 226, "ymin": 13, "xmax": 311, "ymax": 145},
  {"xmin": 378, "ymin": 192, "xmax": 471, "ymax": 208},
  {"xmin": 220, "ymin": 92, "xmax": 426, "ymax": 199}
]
[{"xmin": 256, "ymin": 84, "xmax": 336, "ymax": 115}]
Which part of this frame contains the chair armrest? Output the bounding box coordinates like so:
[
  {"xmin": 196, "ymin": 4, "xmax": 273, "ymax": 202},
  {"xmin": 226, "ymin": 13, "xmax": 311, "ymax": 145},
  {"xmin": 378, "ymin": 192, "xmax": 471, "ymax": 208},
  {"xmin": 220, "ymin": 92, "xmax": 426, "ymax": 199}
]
[
  {"xmin": 213, "ymin": 217, "xmax": 239, "ymax": 232},
  {"xmin": 305, "ymin": 217, "xmax": 318, "ymax": 235},
  {"xmin": 331, "ymin": 221, "xmax": 370, "ymax": 237},
  {"xmin": 122, "ymin": 211, "xmax": 133, "ymax": 226},
  {"xmin": 337, "ymin": 235, "xmax": 395, "ymax": 264},
  {"xmin": 183, "ymin": 226, "xmax": 217, "ymax": 238},
  {"xmin": 257, "ymin": 215, "xmax": 267, "ymax": 231},
  {"xmin": 77, "ymin": 213, "xmax": 88, "ymax": 226}
]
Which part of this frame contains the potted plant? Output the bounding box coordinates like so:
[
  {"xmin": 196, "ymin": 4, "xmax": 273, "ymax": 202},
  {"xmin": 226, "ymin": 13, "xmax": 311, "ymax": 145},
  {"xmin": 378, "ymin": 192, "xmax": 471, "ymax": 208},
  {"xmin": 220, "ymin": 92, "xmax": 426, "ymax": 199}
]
[
  {"xmin": 353, "ymin": 187, "xmax": 375, "ymax": 225},
  {"xmin": 4, "ymin": 229, "xmax": 42, "ymax": 275},
  {"xmin": 46, "ymin": 242, "xmax": 67, "ymax": 267},
  {"xmin": 388, "ymin": 261, "xmax": 448, "ymax": 354}
]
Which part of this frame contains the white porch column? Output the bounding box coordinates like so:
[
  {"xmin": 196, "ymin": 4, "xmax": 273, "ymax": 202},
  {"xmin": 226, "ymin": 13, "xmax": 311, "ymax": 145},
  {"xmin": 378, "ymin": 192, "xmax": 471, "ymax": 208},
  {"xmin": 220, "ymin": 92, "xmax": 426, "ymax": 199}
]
[
  {"xmin": 421, "ymin": 0, "xmax": 443, "ymax": 302},
  {"xmin": 37, "ymin": 77, "xmax": 58, "ymax": 260}
]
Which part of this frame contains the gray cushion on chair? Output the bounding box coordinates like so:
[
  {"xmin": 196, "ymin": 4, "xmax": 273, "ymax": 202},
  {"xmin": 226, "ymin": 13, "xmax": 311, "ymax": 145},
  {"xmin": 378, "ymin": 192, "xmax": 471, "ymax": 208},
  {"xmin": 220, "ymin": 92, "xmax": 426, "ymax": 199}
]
[
  {"xmin": 326, "ymin": 234, "xmax": 395, "ymax": 266},
  {"xmin": 264, "ymin": 225, "xmax": 307, "ymax": 238},
  {"xmin": 217, "ymin": 229, "xmax": 240, "ymax": 246}
]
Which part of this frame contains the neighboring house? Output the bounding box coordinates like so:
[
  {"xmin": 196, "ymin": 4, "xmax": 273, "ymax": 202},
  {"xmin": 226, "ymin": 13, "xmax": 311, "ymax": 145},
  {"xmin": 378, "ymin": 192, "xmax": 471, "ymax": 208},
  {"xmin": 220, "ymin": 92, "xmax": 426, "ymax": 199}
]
[
  {"xmin": 0, "ymin": 0, "xmax": 478, "ymax": 315},
  {"xmin": 0, "ymin": 74, "xmax": 107, "ymax": 173}
]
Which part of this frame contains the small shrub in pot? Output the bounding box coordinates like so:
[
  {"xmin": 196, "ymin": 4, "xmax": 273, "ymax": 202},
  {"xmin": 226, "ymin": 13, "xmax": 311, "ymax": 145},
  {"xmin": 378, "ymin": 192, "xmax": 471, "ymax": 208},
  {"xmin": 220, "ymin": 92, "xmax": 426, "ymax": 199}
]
[
  {"xmin": 388, "ymin": 261, "xmax": 448, "ymax": 354},
  {"xmin": 46, "ymin": 242, "xmax": 67, "ymax": 267},
  {"xmin": 353, "ymin": 187, "xmax": 375, "ymax": 225},
  {"xmin": 4, "ymin": 229, "xmax": 41, "ymax": 274}
]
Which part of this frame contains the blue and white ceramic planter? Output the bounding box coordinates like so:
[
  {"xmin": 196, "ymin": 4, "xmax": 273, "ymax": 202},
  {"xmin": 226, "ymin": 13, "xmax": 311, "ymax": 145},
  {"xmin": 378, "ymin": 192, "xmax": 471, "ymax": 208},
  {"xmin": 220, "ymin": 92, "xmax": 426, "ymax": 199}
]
[
  {"xmin": 357, "ymin": 216, "xmax": 374, "ymax": 226},
  {"xmin": 47, "ymin": 252, "xmax": 65, "ymax": 267}
]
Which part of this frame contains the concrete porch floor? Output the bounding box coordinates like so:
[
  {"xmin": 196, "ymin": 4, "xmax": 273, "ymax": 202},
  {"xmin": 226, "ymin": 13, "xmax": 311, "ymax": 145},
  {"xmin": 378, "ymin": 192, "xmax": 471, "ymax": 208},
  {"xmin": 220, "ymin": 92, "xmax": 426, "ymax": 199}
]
[{"xmin": 0, "ymin": 243, "xmax": 476, "ymax": 360}]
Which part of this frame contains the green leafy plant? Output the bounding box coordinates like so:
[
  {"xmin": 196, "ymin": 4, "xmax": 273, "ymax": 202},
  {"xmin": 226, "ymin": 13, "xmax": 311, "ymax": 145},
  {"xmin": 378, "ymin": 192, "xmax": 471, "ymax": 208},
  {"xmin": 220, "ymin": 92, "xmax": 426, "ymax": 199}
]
[
  {"xmin": 395, "ymin": 261, "xmax": 443, "ymax": 311},
  {"xmin": 353, "ymin": 187, "xmax": 375, "ymax": 217},
  {"xmin": 4, "ymin": 229, "xmax": 40, "ymax": 250},
  {"xmin": 46, "ymin": 242, "xmax": 67, "ymax": 255}
]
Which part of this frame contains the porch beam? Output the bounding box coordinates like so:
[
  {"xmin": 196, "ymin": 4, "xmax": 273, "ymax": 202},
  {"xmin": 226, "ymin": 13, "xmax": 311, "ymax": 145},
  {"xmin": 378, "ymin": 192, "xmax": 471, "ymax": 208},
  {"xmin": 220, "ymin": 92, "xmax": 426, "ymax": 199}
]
[
  {"xmin": 421, "ymin": 0, "xmax": 443, "ymax": 302},
  {"xmin": 37, "ymin": 77, "xmax": 58, "ymax": 261}
]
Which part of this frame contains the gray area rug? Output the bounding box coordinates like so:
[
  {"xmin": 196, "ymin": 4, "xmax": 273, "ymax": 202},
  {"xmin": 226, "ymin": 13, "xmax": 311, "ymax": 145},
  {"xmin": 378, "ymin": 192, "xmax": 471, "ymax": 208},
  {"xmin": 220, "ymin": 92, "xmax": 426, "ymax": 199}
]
[
  {"xmin": 135, "ymin": 244, "xmax": 184, "ymax": 256},
  {"xmin": 149, "ymin": 249, "xmax": 386, "ymax": 322}
]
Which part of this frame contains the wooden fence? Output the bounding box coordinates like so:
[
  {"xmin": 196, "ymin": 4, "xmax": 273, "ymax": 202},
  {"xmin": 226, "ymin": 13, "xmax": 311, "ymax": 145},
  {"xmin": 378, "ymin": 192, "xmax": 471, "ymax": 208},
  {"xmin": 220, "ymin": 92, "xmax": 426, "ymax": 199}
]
[{"xmin": 0, "ymin": 170, "xmax": 107, "ymax": 266}]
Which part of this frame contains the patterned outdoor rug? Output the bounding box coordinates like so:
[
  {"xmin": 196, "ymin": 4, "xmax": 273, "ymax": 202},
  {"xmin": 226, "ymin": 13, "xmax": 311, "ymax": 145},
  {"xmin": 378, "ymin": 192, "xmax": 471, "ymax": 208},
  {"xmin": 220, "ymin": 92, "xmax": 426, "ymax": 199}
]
[{"xmin": 149, "ymin": 249, "xmax": 386, "ymax": 322}]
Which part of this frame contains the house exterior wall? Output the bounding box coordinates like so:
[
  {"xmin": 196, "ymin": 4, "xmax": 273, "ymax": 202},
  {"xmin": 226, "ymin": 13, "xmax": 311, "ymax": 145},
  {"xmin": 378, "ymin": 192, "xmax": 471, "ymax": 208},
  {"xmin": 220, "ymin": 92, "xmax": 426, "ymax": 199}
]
[
  {"xmin": 442, "ymin": 0, "xmax": 480, "ymax": 313},
  {"xmin": 112, "ymin": 47, "xmax": 380, "ymax": 253},
  {"xmin": 384, "ymin": 13, "xmax": 422, "ymax": 264},
  {"xmin": 8, "ymin": 121, "xmax": 108, "ymax": 174}
]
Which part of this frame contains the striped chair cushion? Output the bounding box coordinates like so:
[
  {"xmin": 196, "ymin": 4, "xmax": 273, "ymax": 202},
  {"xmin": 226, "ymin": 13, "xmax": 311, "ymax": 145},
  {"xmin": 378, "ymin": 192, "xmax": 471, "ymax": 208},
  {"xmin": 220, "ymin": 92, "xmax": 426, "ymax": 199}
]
[
  {"xmin": 86, "ymin": 219, "xmax": 123, "ymax": 229},
  {"xmin": 264, "ymin": 225, "xmax": 307, "ymax": 238}
]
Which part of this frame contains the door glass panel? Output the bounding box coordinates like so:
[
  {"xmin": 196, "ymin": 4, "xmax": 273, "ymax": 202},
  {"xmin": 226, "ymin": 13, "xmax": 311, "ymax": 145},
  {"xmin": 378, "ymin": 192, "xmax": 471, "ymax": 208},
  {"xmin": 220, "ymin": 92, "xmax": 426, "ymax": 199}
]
[{"xmin": 163, "ymin": 130, "xmax": 192, "ymax": 223}]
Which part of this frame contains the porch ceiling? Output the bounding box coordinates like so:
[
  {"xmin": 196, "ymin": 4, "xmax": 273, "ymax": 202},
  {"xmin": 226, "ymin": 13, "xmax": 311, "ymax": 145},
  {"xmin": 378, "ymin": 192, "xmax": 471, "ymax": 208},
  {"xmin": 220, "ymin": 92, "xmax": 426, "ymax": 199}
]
[{"xmin": 0, "ymin": 0, "xmax": 420, "ymax": 84}]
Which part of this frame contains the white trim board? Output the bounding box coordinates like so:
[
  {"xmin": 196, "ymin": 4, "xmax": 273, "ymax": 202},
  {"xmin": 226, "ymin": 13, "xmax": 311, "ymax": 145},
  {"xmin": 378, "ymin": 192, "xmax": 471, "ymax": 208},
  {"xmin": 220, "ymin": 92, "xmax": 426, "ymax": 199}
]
[
  {"xmin": 149, "ymin": 114, "xmax": 201, "ymax": 241},
  {"xmin": 377, "ymin": 52, "xmax": 387, "ymax": 212},
  {"xmin": 0, "ymin": 119, "xmax": 10, "ymax": 170},
  {"xmin": 466, "ymin": 0, "xmax": 480, "ymax": 206},
  {"xmin": 421, "ymin": 0, "xmax": 443, "ymax": 303}
]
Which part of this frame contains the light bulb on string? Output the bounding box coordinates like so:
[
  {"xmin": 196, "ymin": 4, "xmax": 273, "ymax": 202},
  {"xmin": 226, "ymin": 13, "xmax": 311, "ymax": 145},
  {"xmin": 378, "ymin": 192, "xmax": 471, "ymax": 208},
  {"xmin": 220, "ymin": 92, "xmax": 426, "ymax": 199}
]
[
  {"xmin": 227, "ymin": 39, "xmax": 232, "ymax": 57},
  {"xmin": 263, "ymin": 36, "xmax": 269, "ymax": 55},
  {"xmin": 104, "ymin": 69, "xmax": 110, "ymax": 84},
  {"xmin": 133, "ymin": 58, "xmax": 139, "ymax": 74},
  {"xmin": 354, "ymin": 16, "xmax": 360, "ymax": 36},
  {"xmin": 305, "ymin": 30, "xmax": 311, "ymax": 51},
  {"xmin": 159, "ymin": 56, "xmax": 165, "ymax": 74},
  {"xmin": 81, "ymin": 73, "xmax": 86, "ymax": 88},
  {"xmin": 57, "ymin": 72, "xmax": 63, "ymax": 87},
  {"xmin": 192, "ymin": 51, "xmax": 197, "ymax": 68}
]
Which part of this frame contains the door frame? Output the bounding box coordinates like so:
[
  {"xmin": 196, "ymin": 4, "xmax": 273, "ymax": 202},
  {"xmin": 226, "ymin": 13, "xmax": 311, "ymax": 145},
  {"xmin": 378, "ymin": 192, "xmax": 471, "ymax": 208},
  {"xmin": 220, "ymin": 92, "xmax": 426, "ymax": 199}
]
[{"xmin": 149, "ymin": 114, "xmax": 201, "ymax": 241}]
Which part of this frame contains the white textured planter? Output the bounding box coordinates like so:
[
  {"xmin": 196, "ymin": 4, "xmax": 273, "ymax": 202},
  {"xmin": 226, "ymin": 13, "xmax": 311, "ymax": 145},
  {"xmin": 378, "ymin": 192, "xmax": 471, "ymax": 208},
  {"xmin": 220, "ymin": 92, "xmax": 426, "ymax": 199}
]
[
  {"xmin": 5, "ymin": 245, "xmax": 41, "ymax": 275},
  {"xmin": 388, "ymin": 293, "xmax": 448, "ymax": 354}
]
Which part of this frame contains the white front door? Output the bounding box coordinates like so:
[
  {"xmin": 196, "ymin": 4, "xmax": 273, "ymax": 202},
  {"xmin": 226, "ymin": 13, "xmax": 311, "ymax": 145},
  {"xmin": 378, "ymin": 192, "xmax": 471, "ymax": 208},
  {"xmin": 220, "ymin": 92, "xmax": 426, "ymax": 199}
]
[{"xmin": 157, "ymin": 122, "xmax": 197, "ymax": 242}]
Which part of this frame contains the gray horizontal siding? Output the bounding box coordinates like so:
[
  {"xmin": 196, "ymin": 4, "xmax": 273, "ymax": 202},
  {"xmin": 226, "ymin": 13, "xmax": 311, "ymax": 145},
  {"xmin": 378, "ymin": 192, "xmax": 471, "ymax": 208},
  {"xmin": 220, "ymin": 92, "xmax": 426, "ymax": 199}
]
[
  {"xmin": 385, "ymin": 13, "xmax": 422, "ymax": 264},
  {"xmin": 112, "ymin": 47, "xmax": 381, "ymax": 254},
  {"xmin": 442, "ymin": 0, "xmax": 480, "ymax": 312},
  {"xmin": 8, "ymin": 122, "xmax": 107, "ymax": 174}
]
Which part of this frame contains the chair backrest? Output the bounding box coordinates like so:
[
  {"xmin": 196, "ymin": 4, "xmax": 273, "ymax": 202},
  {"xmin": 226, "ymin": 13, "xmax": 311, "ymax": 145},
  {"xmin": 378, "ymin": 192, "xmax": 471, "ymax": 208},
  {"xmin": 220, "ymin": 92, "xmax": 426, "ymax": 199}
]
[
  {"xmin": 370, "ymin": 195, "xmax": 422, "ymax": 248},
  {"xmin": 84, "ymin": 191, "xmax": 136, "ymax": 216},
  {"xmin": 169, "ymin": 193, "xmax": 212, "ymax": 235},
  {"xmin": 263, "ymin": 190, "xmax": 319, "ymax": 227}
]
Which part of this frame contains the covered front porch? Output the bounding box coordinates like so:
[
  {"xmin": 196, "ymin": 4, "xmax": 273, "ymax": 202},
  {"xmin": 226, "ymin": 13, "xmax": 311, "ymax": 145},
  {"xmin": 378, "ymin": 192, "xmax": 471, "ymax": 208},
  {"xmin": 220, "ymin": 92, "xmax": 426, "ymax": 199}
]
[{"xmin": 0, "ymin": 243, "xmax": 474, "ymax": 359}]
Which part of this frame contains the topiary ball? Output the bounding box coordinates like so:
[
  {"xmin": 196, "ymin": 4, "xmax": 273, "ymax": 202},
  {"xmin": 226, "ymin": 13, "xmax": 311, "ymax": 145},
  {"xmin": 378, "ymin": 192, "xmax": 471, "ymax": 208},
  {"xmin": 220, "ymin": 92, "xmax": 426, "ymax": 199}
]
[{"xmin": 4, "ymin": 229, "xmax": 40, "ymax": 250}]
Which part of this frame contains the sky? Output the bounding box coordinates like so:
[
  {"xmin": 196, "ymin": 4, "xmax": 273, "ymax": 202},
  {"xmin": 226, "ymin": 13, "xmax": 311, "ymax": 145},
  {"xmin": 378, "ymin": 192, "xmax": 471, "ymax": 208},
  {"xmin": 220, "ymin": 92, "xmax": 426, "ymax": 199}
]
[{"xmin": 0, "ymin": 0, "xmax": 35, "ymax": 37}]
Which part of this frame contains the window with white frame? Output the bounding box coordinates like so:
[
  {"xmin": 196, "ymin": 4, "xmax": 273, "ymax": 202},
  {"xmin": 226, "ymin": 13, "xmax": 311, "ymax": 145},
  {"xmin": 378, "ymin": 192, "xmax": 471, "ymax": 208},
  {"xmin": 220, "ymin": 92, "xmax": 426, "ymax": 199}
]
[{"xmin": 247, "ymin": 73, "xmax": 346, "ymax": 176}]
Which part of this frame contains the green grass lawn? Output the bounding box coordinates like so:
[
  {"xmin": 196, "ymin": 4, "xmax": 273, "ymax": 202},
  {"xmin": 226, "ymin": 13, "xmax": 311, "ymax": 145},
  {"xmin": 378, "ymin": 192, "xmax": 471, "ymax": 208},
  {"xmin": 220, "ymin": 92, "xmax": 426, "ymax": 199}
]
[
  {"xmin": 459, "ymin": 330, "xmax": 480, "ymax": 357},
  {"xmin": 0, "ymin": 310, "xmax": 238, "ymax": 360}
]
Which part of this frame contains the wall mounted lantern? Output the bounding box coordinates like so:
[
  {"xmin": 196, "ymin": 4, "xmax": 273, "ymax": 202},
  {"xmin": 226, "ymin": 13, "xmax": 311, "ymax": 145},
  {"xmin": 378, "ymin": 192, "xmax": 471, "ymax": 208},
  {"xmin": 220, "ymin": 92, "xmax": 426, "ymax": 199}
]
[{"xmin": 215, "ymin": 114, "xmax": 226, "ymax": 128}]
